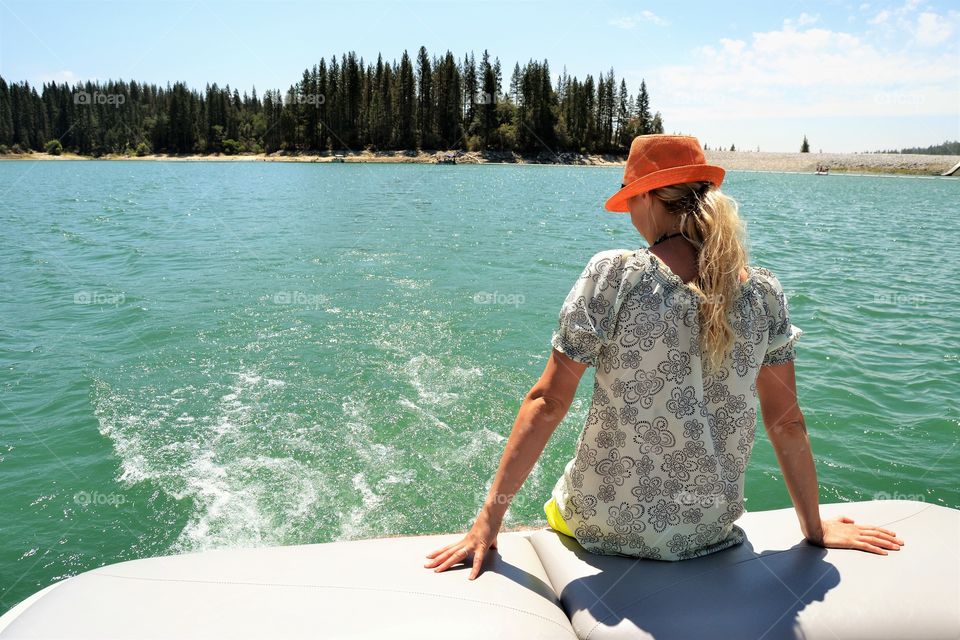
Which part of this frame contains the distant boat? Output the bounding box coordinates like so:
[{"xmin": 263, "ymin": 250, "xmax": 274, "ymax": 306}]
[
  {"xmin": 815, "ymin": 164, "xmax": 829, "ymax": 175},
  {"xmin": 331, "ymin": 154, "xmax": 345, "ymax": 163}
]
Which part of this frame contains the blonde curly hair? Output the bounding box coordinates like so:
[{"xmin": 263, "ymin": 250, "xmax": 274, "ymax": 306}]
[{"xmin": 649, "ymin": 181, "xmax": 748, "ymax": 373}]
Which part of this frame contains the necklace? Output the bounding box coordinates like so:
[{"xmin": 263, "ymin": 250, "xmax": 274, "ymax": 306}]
[{"xmin": 651, "ymin": 231, "xmax": 684, "ymax": 247}]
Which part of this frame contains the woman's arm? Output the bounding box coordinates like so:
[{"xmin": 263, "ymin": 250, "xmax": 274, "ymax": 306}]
[
  {"xmin": 756, "ymin": 361, "xmax": 823, "ymax": 541},
  {"xmin": 424, "ymin": 348, "xmax": 588, "ymax": 579},
  {"xmin": 756, "ymin": 361, "xmax": 904, "ymax": 554},
  {"xmin": 479, "ymin": 349, "xmax": 587, "ymax": 527}
]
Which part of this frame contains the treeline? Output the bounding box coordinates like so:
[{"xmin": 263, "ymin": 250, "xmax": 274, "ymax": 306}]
[
  {"xmin": 0, "ymin": 47, "xmax": 664, "ymax": 157},
  {"xmin": 875, "ymin": 140, "xmax": 960, "ymax": 156}
]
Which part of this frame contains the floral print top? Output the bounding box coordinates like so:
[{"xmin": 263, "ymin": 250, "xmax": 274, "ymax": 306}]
[{"xmin": 549, "ymin": 248, "xmax": 803, "ymax": 561}]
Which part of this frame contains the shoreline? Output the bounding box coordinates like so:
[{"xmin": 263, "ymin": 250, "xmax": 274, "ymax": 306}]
[{"xmin": 2, "ymin": 149, "xmax": 957, "ymax": 176}]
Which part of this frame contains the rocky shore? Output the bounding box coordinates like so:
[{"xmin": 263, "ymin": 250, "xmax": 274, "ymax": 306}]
[{"xmin": 3, "ymin": 148, "xmax": 957, "ymax": 176}]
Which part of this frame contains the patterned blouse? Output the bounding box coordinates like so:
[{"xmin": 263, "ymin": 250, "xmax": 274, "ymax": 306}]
[{"xmin": 549, "ymin": 248, "xmax": 803, "ymax": 561}]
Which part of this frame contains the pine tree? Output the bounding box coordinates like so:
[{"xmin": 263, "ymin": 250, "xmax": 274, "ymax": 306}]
[
  {"xmin": 415, "ymin": 46, "xmax": 433, "ymax": 148},
  {"xmin": 344, "ymin": 52, "xmax": 361, "ymax": 148},
  {"xmin": 651, "ymin": 111, "xmax": 663, "ymax": 134},
  {"xmin": 0, "ymin": 78, "xmax": 16, "ymax": 145},
  {"xmin": 463, "ymin": 52, "xmax": 477, "ymax": 127},
  {"xmin": 509, "ymin": 63, "xmax": 521, "ymax": 104},
  {"xmin": 479, "ymin": 50, "xmax": 497, "ymax": 147},
  {"xmin": 636, "ymin": 80, "xmax": 651, "ymax": 135},
  {"xmin": 327, "ymin": 56, "xmax": 341, "ymax": 148},
  {"xmin": 615, "ymin": 79, "xmax": 629, "ymax": 151},
  {"xmin": 583, "ymin": 75, "xmax": 596, "ymax": 151},
  {"xmin": 396, "ymin": 51, "xmax": 416, "ymax": 149},
  {"xmin": 433, "ymin": 51, "xmax": 462, "ymax": 148},
  {"xmin": 316, "ymin": 60, "xmax": 327, "ymax": 149},
  {"xmin": 369, "ymin": 55, "xmax": 385, "ymax": 149}
]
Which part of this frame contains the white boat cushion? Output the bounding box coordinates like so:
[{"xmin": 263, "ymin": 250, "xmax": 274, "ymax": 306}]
[
  {"xmin": 0, "ymin": 531, "xmax": 576, "ymax": 640},
  {"xmin": 2, "ymin": 499, "xmax": 956, "ymax": 639},
  {"xmin": 528, "ymin": 499, "xmax": 959, "ymax": 640}
]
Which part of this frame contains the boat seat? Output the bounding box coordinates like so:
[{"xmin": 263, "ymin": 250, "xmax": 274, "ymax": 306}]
[
  {"xmin": 2, "ymin": 499, "xmax": 957, "ymax": 639},
  {"xmin": 528, "ymin": 499, "xmax": 960, "ymax": 640},
  {"xmin": 0, "ymin": 531, "xmax": 577, "ymax": 640}
]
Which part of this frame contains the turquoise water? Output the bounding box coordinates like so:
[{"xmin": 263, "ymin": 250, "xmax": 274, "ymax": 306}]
[{"xmin": 1, "ymin": 161, "xmax": 958, "ymax": 612}]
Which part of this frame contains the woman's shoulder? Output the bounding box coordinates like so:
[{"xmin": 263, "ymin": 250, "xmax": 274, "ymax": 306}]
[
  {"xmin": 746, "ymin": 264, "xmax": 786, "ymax": 293},
  {"xmin": 569, "ymin": 249, "xmax": 652, "ymax": 299},
  {"xmin": 744, "ymin": 265, "xmax": 793, "ymax": 325},
  {"xmin": 583, "ymin": 248, "xmax": 637, "ymax": 267},
  {"xmin": 579, "ymin": 248, "xmax": 647, "ymax": 279}
]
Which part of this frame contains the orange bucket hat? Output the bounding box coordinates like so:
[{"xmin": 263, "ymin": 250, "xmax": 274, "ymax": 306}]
[{"xmin": 604, "ymin": 134, "xmax": 725, "ymax": 212}]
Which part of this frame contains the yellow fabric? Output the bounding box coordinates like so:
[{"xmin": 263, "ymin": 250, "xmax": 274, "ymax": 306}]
[{"xmin": 544, "ymin": 497, "xmax": 575, "ymax": 538}]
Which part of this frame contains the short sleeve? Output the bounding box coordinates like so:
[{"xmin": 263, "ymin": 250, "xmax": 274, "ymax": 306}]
[
  {"xmin": 551, "ymin": 250, "xmax": 628, "ymax": 366},
  {"xmin": 760, "ymin": 270, "xmax": 803, "ymax": 366}
]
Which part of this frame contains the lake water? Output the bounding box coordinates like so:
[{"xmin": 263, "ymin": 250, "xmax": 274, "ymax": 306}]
[{"xmin": 1, "ymin": 161, "xmax": 957, "ymax": 613}]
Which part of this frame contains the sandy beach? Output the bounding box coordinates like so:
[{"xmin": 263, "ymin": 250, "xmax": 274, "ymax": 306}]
[
  {"xmin": 704, "ymin": 150, "xmax": 959, "ymax": 176},
  {"xmin": 3, "ymin": 149, "xmax": 957, "ymax": 176}
]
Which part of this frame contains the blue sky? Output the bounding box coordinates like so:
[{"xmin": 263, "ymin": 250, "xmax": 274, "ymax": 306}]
[{"xmin": 1, "ymin": 0, "xmax": 957, "ymax": 152}]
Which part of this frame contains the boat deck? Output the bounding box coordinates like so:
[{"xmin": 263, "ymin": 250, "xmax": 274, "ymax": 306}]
[{"xmin": 1, "ymin": 499, "xmax": 957, "ymax": 639}]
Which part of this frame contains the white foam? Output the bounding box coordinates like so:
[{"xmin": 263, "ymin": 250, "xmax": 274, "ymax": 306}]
[
  {"xmin": 399, "ymin": 397, "xmax": 454, "ymax": 431},
  {"xmin": 387, "ymin": 277, "xmax": 426, "ymax": 289},
  {"xmin": 93, "ymin": 368, "xmax": 330, "ymax": 554},
  {"xmin": 339, "ymin": 472, "xmax": 384, "ymax": 539},
  {"xmin": 382, "ymin": 469, "xmax": 416, "ymax": 485},
  {"xmin": 405, "ymin": 354, "xmax": 482, "ymax": 407},
  {"xmin": 479, "ymin": 426, "xmax": 507, "ymax": 444},
  {"xmin": 236, "ymin": 372, "xmax": 261, "ymax": 386}
]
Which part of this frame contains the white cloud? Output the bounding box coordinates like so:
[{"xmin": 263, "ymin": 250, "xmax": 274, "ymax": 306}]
[
  {"xmin": 870, "ymin": 0, "xmax": 928, "ymax": 24},
  {"xmin": 902, "ymin": 0, "xmax": 925, "ymax": 13},
  {"xmin": 867, "ymin": 3, "xmax": 959, "ymax": 48},
  {"xmin": 609, "ymin": 10, "xmax": 669, "ymax": 29},
  {"xmin": 637, "ymin": 21, "xmax": 959, "ymax": 127},
  {"xmin": 718, "ymin": 38, "xmax": 747, "ymax": 56},
  {"xmin": 914, "ymin": 11, "xmax": 955, "ymax": 45},
  {"xmin": 785, "ymin": 12, "xmax": 820, "ymax": 27},
  {"xmin": 619, "ymin": 3, "xmax": 956, "ymax": 151}
]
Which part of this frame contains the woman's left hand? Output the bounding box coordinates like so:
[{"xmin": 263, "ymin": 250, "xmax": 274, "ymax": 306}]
[{"xmin": 424, "ymin": 516, "xmax": 499, "ymax": 580}]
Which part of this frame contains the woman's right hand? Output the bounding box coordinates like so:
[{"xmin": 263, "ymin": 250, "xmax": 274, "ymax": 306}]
[{"xmin": 807, "ymin": 515, "xmax": 905, "ymax": 555}]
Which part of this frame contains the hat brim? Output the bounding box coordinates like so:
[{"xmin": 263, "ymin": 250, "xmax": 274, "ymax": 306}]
[{"xmin": 604, "ymin": 165, "xmax": 726, "ymax": 213}]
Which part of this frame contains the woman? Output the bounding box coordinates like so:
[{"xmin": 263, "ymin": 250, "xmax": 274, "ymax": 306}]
[{"xmin": 425, "ymin": 134, "xmax": 904, "ymax": 579}]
